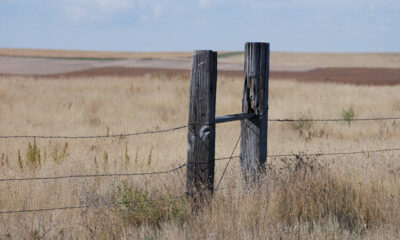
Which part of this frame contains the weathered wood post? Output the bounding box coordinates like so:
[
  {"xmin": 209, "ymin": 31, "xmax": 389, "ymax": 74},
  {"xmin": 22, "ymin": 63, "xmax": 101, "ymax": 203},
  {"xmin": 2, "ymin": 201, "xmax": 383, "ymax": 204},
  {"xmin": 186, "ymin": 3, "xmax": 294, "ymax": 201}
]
[
  {"xmin": 240, "ymin": 42, "xmax": 270, "ymax": 182},
  {"xmin": 186, "ymin": 50, "xmax": 217, "ymax": 204}
]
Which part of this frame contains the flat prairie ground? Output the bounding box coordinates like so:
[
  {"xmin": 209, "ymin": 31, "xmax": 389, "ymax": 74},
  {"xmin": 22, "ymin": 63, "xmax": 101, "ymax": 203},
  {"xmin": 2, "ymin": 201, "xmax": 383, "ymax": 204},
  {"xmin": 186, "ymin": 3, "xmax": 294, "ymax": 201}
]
[
  {"xmin": 1, "ymin": 72, "xmax": 400, "ymax": 239},
  {"xmin": 221, "ymin": 51, "xmax": 400, "ymax": 69},
  {"xmin": 0, "ymin": 48, "xmax": 193, "ymax": 60},
  {"xmin": 2, "ymin": 48, "xmax": 400, "ymax": 68},
  {"xmin": 2, "ymin": 48, "xmax": 400, "ymax": 88},
  {"xmin": 2, "ymin": 48, "xmax": 400, "ymax": 74}
]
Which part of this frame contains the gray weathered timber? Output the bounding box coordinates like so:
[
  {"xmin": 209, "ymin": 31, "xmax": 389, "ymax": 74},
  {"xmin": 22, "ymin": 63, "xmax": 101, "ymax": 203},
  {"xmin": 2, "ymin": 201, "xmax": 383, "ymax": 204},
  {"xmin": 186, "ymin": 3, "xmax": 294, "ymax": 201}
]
[
  {"xmin": 215, "ymin": 113, "xmax": 255, "ymax": 124},
  {"xmin": 186, "ymin": 50, "xmax": 217, "ymax": 203},
  {"xmin": 240, "ymin": 42, "xmax": 270, "ymax": 182}
]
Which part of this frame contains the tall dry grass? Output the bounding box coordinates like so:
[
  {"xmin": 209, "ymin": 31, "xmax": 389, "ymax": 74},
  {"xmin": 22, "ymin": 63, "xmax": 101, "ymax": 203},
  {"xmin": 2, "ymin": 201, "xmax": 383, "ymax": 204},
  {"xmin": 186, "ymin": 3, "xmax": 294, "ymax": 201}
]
[{"xmin": 0, "ymin": 74, "xmax": 399, "ymax": 239}]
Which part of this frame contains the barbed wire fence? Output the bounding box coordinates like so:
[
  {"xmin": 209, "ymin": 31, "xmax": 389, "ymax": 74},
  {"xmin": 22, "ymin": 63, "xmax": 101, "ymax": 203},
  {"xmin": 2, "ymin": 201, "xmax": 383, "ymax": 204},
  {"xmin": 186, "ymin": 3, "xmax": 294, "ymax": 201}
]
[
  {"xmin": 0, "ymin": 116, "xmax": 399, "ymax": 139},
  {"xmin": 2, "ymin": 44, "xmax": 399, "ymax": 240},
  {"xmin": 0, "ymin": 115, "xmax": 400, "ymax": 215}
]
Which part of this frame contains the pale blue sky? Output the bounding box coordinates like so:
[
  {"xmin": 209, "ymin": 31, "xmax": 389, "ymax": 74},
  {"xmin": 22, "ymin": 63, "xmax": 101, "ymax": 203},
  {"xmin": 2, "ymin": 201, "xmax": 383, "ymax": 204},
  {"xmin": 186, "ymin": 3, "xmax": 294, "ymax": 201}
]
[{"xmin": 0, "ymin": 0, "xmax": 399, "ymax": 52}]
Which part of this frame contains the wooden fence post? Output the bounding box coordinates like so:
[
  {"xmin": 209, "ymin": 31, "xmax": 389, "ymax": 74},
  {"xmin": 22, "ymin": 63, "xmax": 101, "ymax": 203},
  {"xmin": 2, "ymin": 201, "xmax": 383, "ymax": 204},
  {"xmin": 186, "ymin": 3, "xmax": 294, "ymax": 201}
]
[
  {"xmin": 186, "ymin": 50, "xmax": 217, "ymax": 204},
  {"xmin": 240, "ymin": 42, "xmax": 270, "ymax": 182}
]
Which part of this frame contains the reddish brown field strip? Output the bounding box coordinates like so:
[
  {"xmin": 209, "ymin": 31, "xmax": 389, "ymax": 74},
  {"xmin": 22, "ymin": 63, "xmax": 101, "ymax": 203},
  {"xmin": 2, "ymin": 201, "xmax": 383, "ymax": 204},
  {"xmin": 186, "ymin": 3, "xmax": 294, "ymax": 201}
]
[
  {"xmin": 2, "ymin": 67, "xmax": 400, "ymax": 86},
  {"xmin": 272, "ymin": 67, "xmax": 400, "ymax": 86},
  {"xmin": 50, "ymin": 67, "xmax": 192, "ymax": 78}
]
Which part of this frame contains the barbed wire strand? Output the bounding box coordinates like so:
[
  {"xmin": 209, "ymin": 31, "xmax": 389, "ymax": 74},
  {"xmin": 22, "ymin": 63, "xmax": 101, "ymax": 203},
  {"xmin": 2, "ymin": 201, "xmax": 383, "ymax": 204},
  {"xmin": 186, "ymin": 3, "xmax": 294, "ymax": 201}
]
[
  {"xmin": 0, "ymin": 125, "xmax": 188, "ymax": 139},
  {"xmin": 0, "ymin": 195, "xmax": 185, "ymax": 215},
  {"xmin": 1, "ymin": 116, "xmax": 400, "ymax": 139},
  {"xmin": 0, "ymin": 181, "xmax": 235, "ymax": 215},
  {"xmin": 215, "ymin": 156, "xmax": 240, "ymax": 161},
  {"xmin": 2, "ymin": 147, "xmax": 400, "ymax": 214},
  {"xmin": 269, "ymin": 117, "xmax": 400, "ymax": 122},
  {"xmin": 267, "ymin": 147, "xmax": 400, "ymax": 158},
  {"xmin": 215, "ymin": 147, "xmax": 400, "ymax": 161},
  {"xmin": 0, "ymin": 164, "xmax": 186, "ymax": 182},
  {"xmin": 215, "ymin": 109, "xmax": 264, "ymax": 190},
  {"xmin": 216, "ymin": 133, "xmax": 242, "ymax": 190},
  {"xmin": 1, "ymin": 187, "xmax": 240, "ymax": 215},
  {"xmin": 2, "ymin": 147, "xmax": 400, "ymax": 183}
]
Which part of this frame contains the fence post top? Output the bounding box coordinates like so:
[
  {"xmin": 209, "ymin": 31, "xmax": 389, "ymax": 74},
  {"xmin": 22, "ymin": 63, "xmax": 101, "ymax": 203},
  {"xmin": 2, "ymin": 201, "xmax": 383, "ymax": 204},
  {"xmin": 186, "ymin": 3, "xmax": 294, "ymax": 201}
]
[
  {"xmin": 245, "ymin": 42, "xmax": 270, "ymax": 46},
  {"xmin": 192, "ymin": 50, "xmax": 217, "ymax": 55}
]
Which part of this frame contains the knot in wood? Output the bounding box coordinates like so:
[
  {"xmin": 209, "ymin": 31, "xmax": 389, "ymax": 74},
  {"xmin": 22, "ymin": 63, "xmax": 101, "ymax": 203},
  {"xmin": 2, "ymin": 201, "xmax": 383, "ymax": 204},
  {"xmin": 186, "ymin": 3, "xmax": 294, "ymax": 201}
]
[{"xmin": 199, "ymin": 126, "xmax": 211, "ymax": 142}]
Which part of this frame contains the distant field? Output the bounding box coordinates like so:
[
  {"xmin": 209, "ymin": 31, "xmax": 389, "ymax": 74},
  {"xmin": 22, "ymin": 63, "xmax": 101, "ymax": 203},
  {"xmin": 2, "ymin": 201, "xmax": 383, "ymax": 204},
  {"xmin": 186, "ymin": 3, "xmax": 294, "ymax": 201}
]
[
  {"xmin": 1, "ymin": 48, "xmax": 400, "ymax": 69},
  {"xmin": 25, "ymin": 66, "xmax": 398, "ymax": 86},
  {"xmin": 1, "ymin": 48, "xmax": 400, "ymax": 86},
  {"xmin": 0, "ymin": 48, "xmax": 193, "ymax": 60},
  {"xmin": 221, "ymin": 51, "xmax": 400, "ymax": 69}
]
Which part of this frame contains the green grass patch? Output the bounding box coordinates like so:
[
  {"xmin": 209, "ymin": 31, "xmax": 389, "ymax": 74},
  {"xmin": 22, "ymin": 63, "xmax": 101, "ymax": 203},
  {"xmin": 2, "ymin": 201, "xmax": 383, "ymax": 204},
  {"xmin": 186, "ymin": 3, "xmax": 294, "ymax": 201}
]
[{"xmin": 112, "ymin": 181, "xmax": 186, "ymax": 226}]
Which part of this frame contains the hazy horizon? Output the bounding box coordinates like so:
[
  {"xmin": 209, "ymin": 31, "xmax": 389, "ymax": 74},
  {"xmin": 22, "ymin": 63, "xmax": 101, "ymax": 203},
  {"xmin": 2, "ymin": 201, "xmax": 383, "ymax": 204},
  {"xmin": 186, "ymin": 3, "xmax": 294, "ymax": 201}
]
[
  {"xmin": 1, "ymin": 0, "xmax": 399, "ymax": 52},
  {"xmin": 2, "ymin": 47, "xmax": 400, "ymax": 54}
]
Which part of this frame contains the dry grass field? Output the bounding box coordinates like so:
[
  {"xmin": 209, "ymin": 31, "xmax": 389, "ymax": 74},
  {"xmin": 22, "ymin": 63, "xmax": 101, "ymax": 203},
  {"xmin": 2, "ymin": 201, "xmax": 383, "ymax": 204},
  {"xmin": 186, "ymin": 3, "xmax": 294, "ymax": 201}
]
[{"xmin": 0, "ymin": 71, "xmax": 400, "ymax": 239}]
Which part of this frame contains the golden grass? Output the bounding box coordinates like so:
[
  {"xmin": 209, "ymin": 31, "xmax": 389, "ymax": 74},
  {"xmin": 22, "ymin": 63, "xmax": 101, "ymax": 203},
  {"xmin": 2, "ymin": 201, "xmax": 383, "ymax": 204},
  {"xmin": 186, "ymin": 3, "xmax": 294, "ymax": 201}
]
[{"xmin": 0, "ymin": 74, "xmax": 400, "ymax": 239}]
